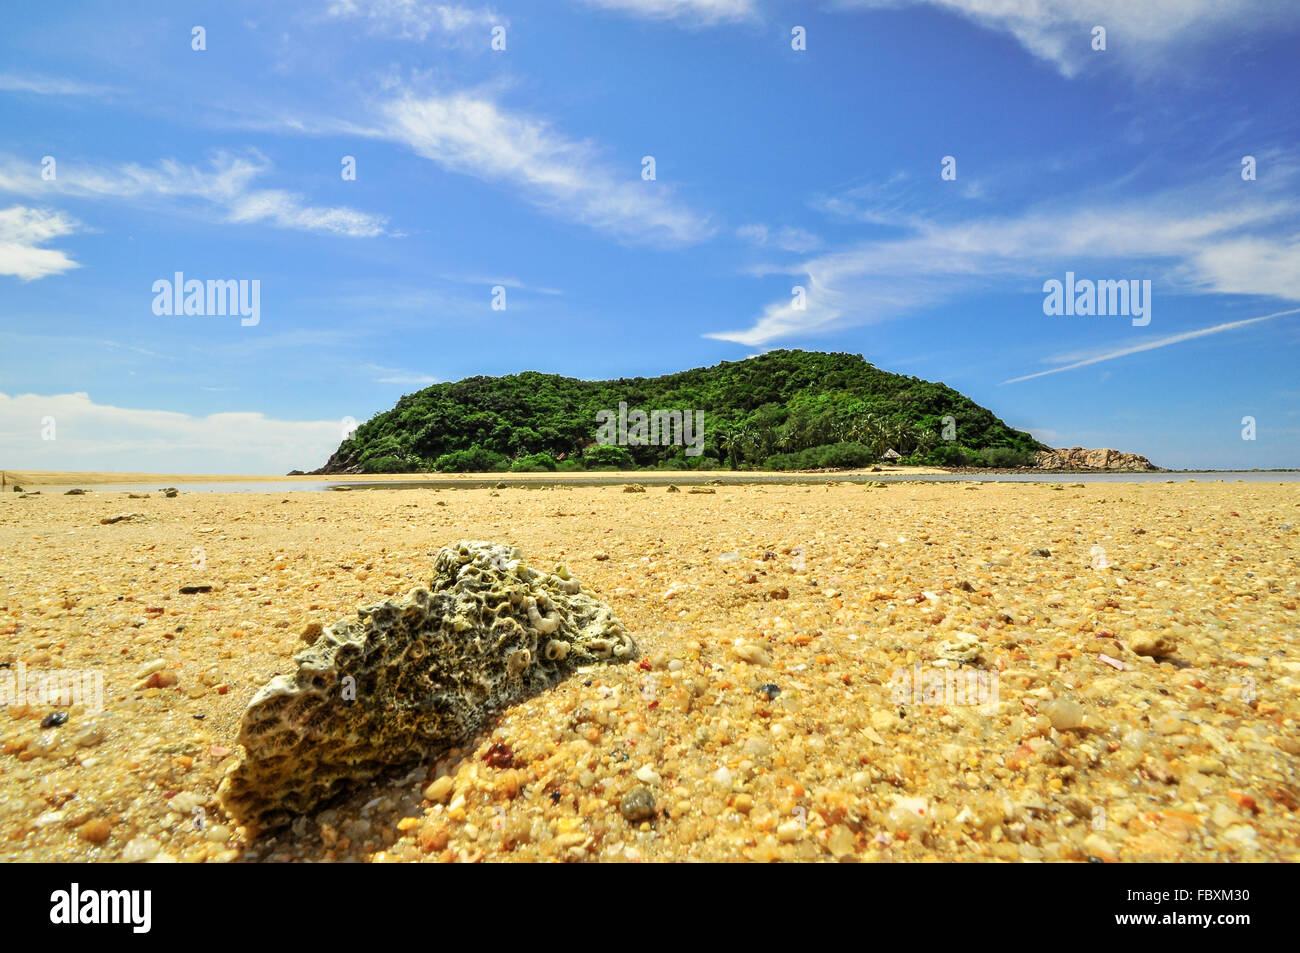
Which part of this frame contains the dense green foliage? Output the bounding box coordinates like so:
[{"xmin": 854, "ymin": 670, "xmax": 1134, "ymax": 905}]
[{"xmin": 322, "ymin": 350, "xmax": 1045, "ymax": 473}]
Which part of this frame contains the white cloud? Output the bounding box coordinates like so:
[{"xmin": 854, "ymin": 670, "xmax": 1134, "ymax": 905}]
[
  {"xmin": 325, "ymin": 0, "xmax": 504, "ymax": 40},
  {"xmin": 0, "ymin": 151, "xmax": 388, "ymax": 238},
  {"xmin": 380, "ymin": 92, "xmax": 712, "ymax": 244},
  {"xmin": 364, "ymin": 363, "xmax": 439, "ymax": 385},
  {"xmin": 438, "ymin": 273, "xmax": 564, "ymax": 295},
  {"xmin": 0, "ymin": 391, "xmax": 346, "ymax": 474},
  {"xmin": 736, "ymin": 223, "xmax": 822, "ymax": 253},
  {"xmin": 838, "ymin": 0, "xmax": 1287, "ymax": 77},
  {"xmin": 707, "ymin": 180, "xmax": 1300, "ymax": 346},
  {"xmin": 0, "ymin": 206, "xmax": 81, "ymax": 281},
  {"xmin": 0, "ymin": 74, "xmax": 113, "ymax": 97},
  {"xmin": 1189, "ymin": 238, "xmax": 1300, "ymax": 301},
  {"xmin": 579, "ymin": 0, "xmax": 756, "ymax": 25}
]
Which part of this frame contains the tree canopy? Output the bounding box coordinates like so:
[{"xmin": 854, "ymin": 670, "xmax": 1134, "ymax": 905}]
[{"xmin": 315, "ymin": 350, "xmax": 1046, "ymax": 473}]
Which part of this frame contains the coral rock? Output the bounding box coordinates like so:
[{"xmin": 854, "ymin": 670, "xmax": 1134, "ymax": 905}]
[{"xmin": 217, "ymin": 540, "xmax": 636, "ymax": 834}]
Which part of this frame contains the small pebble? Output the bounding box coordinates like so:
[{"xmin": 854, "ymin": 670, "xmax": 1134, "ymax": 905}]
[
  {"xmin": 1129, "ymin": 633, "xmax": 1178, "ymax": 658},
  {"xmin": 121, "ymin": 836, "xmax": 161, "ymax": 863},
  {"xmin": 885, "ymin": 796, "xmax": 931, "ymax": 836},
  {"xmin": 1042, "ymin": 697, "xmax": 1086, "ymax": 731},
  {"xmin": 619, "ymin": 786, "xmax": 657, "ymax": 822},
  {"xmin": 423, "ymin": 776, "xmax": 454, "ymax": 803},
  {"xmin": 732, "ymin": 642, "xmax": 770, "ymax": 665},
  {"xmin": 78, "ymin": 818, "xmax": 113, "ymax": 844}
]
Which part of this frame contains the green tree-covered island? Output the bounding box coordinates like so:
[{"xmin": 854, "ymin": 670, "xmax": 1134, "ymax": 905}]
[{"xmin": 314, "ymin": 350, "xmax": 1047, "ymax": 474}]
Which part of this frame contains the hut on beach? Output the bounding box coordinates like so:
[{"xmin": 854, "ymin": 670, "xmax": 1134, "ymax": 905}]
[{"xmin": 881, "ymin": 448, "xmax": 902, "ymax": 463}]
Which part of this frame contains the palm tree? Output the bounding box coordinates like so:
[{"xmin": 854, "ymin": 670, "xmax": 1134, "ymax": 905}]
[
  {"xmin": 881, "ymin": 421, "xmax": 909, "ymax": 455},
  {"xmin": 716, "ymin": 427, "xmax": 743, "ymax": 470},
  {"xmin": 850, "ymin": 414, "xmax": 887, "ymax": 455},
  {"xmin": 733, "ymin": 426, "xmax": 762, "ymax": 467},
  {"xmin": 744, "ymin": 423, "xmax": 776, "ymax": 462}
]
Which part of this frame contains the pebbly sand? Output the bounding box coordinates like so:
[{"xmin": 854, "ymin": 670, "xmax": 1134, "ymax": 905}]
[{"xmin": 0, "ymin": 480, "xmax": 1297, "ymax": 863}]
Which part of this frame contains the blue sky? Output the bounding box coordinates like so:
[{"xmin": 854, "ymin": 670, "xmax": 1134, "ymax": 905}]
[{"xmin": 2, "ymin": 0, "xmax": 1298, "ymax": 472}]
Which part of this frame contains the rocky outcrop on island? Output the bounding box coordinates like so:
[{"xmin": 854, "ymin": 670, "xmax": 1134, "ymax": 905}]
[
  {"xmin": 1034, "ymin": 447, "xmax": 1161, "ymax": 472},
  {"xmin": 217, "ymin": 540, "xmax": 636, "ymax": 834},
  {"xmin": 309, "ymin": 448, "xmax": 364, "ymax": 475}
]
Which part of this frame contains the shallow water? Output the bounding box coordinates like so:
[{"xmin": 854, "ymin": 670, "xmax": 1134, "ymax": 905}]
[
  {"xmin": 52, "ymin": 470, "xmax": 1300, "ymax": 494},
  {"xmin": 61, "ymin": 481, "xmax": 343, "ymax": 494}
]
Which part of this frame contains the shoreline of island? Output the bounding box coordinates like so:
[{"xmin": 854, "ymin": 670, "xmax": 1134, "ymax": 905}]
[{"xmin": 2, "ymin": 465, "xmax": 1298, "ymax": 492}]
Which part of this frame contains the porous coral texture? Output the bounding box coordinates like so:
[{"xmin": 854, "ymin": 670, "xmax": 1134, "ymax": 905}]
[{"xmin": 217, "ymin": 541, "xmax": 635, "ymax": 833}]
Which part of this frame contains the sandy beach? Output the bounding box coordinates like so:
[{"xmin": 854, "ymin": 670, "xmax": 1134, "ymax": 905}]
[
  {"xmin": 0, "ymin": 465, "xmax": 951, "ymax": 489},
  {"xmin": 1, "ymin": 479, "xmax": 1296, "ymax": 863}
]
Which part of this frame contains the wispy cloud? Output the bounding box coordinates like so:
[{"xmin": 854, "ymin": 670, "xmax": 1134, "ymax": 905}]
[
  {"xmin": 1002, "ymin": 307, "xmax": 1300, "ymax": 384},
  {"xmin": 578, "ymin": 0, "xmax": 757, "ymax": 25},
  {"xmin": 440, "ymin": 273, "xmax": 564, "ymax": 295},
  {"xmin": 220, "ymin": 83, "xmax": 713, "ymax": 245},
  {"xmin": 324, "ymin": 0, "xmax": 505, "ymax": 41},
  {"xmin": 0, "ymin": 206, "xmax": 81, "ymax": 281},
  {"xmin": 364, "ymin": 363, "xmax": 439, "ymax": 385},
  {"xmin": 102, "ymin": 339, "xmax": 168, "ymax": 360},
  {"xmin": 707, "ymin": 176, "xmax": 1300, "ymax": 346},
  {"xmin": 736, "ymin": 223, "xmax": 821, "ymax": 253},
  {"xmin": 379, "ymin": 91, "xmax": 712, "ymax": 244},
  {"xmin": 836, "ymin": 0, "xmax": 1291, "ymax": 77},
  {"xmin": 0, "ymin": 391, "xmax": 345, "ymax": 474},
  {"xmin": 0, "ymin": 151, "xmax": 389, "ymax": 238},
  {"xmin": 0, "ymin": 73, "xmax": 114, "ymax": 97}
]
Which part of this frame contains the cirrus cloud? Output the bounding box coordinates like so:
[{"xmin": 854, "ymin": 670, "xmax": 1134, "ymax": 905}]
[
  {"xmin": 578, "ymin": 0, "xmax": 757, "ymax": 26},
  {"xmin": 706, "ymin": 176, "xmax": 1300, "ymax": 346},
  {"xmin": 0, "ymin": 151, "xmax": 389, "ymax": 238},
  {"xmin": 836, "ymin": 0, "xmax": 1292, "ymax": 77},
  {"xmin": 379, "ymin": 91, "xmax": 713, "ymax": 245},
  {"xmin": 324, "ymin": 0, "xmax": 505, "ymax": 42}
]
